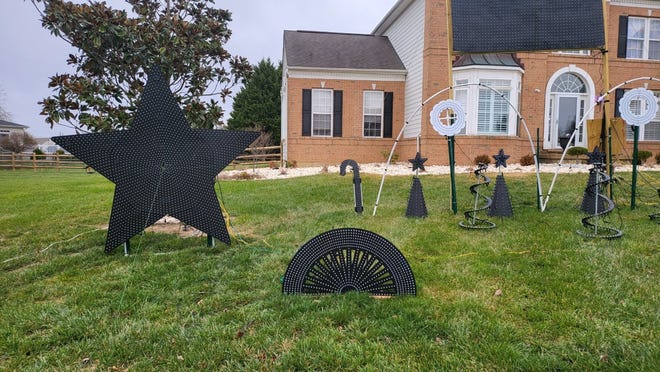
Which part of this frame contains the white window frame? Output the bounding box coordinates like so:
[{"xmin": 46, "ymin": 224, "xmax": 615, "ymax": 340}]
[
  {"xmin": 543, "ymin": 66, "xmax": 596, "ymax": 149},
  {"xmin": 626, "ymin": 90, "xmax": 660, "ymax": 141},
  {"xmin": 553, "ymin": 50, "xmax": 591, "ymax": 56},
  {"xmin": 477, "ymin": 79, "xmax": 511, "ymax": 135},
  {"xmin": 452, "ymin": 67, "xmax": 522, "ymax": 136},
  {"xmin": 626, "ymin": 17, "xmax": 660, "ymax": 60},
  {"xmin": 311, "ymin": 89, "xmax": 333, "ymax": 137},
  {"xmin": 363, "ymin": 90, "xmax": 384, "ymax": 138}
]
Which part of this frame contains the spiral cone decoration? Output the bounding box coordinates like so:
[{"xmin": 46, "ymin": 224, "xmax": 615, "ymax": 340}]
[
  {"xmin": 576, "ymin": 163, "xmax": 622, "ymax": 239},
  {"xmin": 459, "ymin": 163, "xmax": 496, "ymax": 229}
]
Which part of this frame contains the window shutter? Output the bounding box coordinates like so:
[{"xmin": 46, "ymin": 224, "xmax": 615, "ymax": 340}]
[
  {"xmin": 302, "ymin": 89, "xmax": 311, "ymax": 136},
  {"xmin": 617, "ymin": 16, "xmax": 628, "ymax": 58},
  {"xmin": 614, "ymin": 88, "xmax": 625, "ymax": 117},
  {"xmin": 333, "ymin": 90, "xmax": 343, "ymax": 137},
  {"xmin": 383, "ymin": 92, "xmax": 394, "ymax": 138}
]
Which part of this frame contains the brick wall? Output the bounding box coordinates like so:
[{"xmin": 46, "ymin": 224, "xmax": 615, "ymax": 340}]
[
  {"xmin": 285, "ymin": 78, "xmax": 405, "ymax": 165},
  {"xmin": 411, "ymin": 1, "xmax": 660, "ymax": 166},
  {"xmin": 285, "ymin": 1, "xmax": 659, "ymax": 166}
]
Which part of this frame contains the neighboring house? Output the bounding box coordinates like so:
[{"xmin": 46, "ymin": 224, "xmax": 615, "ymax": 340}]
[
  {"xmin": 35, "ymin": 138, "xmax": 64, "ymax": 154},
  {"xmin": 0, "ymin": 119, "xmax": 28, "ymax": 138},
  {"xmin": 281, "ymin": 0, "xmax": 660, "ymax": 165}
]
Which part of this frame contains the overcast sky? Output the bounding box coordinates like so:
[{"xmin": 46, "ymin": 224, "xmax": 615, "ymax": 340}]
[{"xmin": 0, "ymin": 0, "xmax": 398, "ymax": 138}]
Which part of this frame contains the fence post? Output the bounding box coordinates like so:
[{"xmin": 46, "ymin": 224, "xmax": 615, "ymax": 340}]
[
  {"xmin": 32, "ymin": 152, "xmax": 37, "ymax": 171},
  {"xmin": 11, "ymin": 152, "xmax": 16, "ymax": 171},
  {"xmin": 56, "ymin": 153, "xmax": 60, "ymax": 171}
]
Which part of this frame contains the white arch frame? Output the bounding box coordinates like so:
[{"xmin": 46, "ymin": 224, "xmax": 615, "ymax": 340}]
[
  {"xmin": 543, "ymin": 65, "xmax": 596, "ymax": 149},
  {"xmin": 372, "ymin": 76, "xmax": 660, "ymax": 216}
]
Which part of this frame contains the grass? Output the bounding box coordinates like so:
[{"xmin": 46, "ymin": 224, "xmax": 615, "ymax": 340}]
[{"xmin": 0, "ymin": 168, "xmax": 658, "ymax": 370}]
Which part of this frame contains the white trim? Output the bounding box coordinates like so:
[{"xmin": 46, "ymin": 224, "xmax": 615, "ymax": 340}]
[
  {"xmin": 609, "ymin": 0, "xmax": 660, "ymax": 10},
  {"xmin": 287, "ymin": 67, "xmax": 406, "ymax": 81},
  {"xmin": 624, "ymin": 17, "xmax": 660, "ymax": 61},
  {"xmin": 311, "ymin": 89, "xmax": 333, "ymax": 137},
  {"xmin": 372, "ymin": 0, "xmax": 416, "ymax": 35},
  {"xmin": 363, "ymin": 90, "xmax": 384, "ymax": 138},
  {"xmin": 543, "ymin": 66, "xmax": 596, "ymax": 149},
  {"xmin": 452, "ymin": 66, "xmax": 523, "ymax": 137}
]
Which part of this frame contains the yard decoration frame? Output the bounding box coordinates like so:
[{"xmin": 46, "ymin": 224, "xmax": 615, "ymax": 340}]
[
  {"xmin": 53, "ymin": 66, "xmax": 259, "ymax": 253},
  {"xmin": 373, "ymin": 77, "xmax": 659, "ymax": 217}
]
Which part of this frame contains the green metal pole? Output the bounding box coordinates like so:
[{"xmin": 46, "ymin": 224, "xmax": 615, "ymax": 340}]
[
  {"xmin": 631, "ymin": 126, "xmax": 639, "ymax": 210},
  {"xmin": 448, "ymin": 136, "xmax": 458, "ymax": 214},
  {"xmin": 608, "ymin": 126, "xmax": 614, "ymax": 198}
]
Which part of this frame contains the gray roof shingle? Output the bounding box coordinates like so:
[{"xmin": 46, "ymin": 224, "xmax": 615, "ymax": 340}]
[
  {"xmin": 284, "ymin": 30, "xmax": 406, "ymax": 71},
  {"xmin": 0, "ymin": 119, "xmax": 28, "ymax": 129}
]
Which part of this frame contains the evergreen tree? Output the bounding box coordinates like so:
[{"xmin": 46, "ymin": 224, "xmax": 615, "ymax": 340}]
[{"xmin": 227, "ymin": 58, "xmax": 281, "ymax": 144}]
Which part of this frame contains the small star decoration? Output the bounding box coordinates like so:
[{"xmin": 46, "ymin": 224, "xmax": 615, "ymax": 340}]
[
  {"xmin": 586, "ymin": 146, "xmax": 605, "ymax": 165},
  {"xmin": 493, "ymin": 149, "xmax": 510, "ymax": 168},
  {"xmin": 53, "ymin": 66, "xmax": 259, "ymax": 253},
  {"xmin": 409, "ymin": 152, "xmax": 428, "ymax": 172}
]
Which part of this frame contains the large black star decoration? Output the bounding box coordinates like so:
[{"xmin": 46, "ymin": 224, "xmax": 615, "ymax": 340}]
[
  {"xmin": 493, "ymin": 149, "xmax": 510, "ymax": 169},
  {"xmin": 52, "ymin": 66, "xmax": 259, "ymax": 253},
  {"xmin": 409, "ymin": 152, "xmax": 427, "ymax": 172}
]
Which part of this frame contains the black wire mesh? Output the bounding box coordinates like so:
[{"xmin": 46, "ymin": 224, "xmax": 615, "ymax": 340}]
[
  {"xmin": 406, "ymin": 177, "xmax": 428, "ymax": 218},
  {"xmin": 282, "ymin": 228, "xmax": 416, "ymax": 296},
  {"xmin": 451, "ymin": 0, "xmax": 604, "ymax": 53},
  {"xmin": 53, "ymin": 66, "xmax": 259, "ymax": 253}
]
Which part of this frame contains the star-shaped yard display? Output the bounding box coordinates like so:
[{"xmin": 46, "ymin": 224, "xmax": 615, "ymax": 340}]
[
  {"xmin": 53, "ymin": 66, "xmax": 259, "ymax": 253},
  {"xmin": 408, "ymin": 152, "xmax": 427, "ymax": 172},
  {"xmin": 493, "ymin": 149, "xmax": 510, "ymax": 169},
  {"xmin": 586, "ymin": 146, "xmax": 605, "ymax": 165}
]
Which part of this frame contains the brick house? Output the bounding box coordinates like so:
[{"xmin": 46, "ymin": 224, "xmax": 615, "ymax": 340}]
[{"xmin": 281, "ymin": 0, "xmax": 660, "ymax": 166}]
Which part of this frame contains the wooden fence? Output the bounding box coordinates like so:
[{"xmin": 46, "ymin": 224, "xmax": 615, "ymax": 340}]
[
  {"xmin": 0, "ymin": 145, "xmax": 282, "ymax": 171},
  {"xmin": 0, "ymin": 152, "xmax": 86, "ymax": 171}
]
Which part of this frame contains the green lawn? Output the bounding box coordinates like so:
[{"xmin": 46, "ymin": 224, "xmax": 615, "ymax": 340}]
[{"xmin": 1, "ymin": 169, "xmax": 658, "ymax": 370}]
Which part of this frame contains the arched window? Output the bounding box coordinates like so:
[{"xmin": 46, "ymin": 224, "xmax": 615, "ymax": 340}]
[
  {"xmin": 551, "ymin": 73, "xmax": 587, "ymax": 94},
  {"xmin": 545, "ymin": 70, "xmax": 592, "ymax": 149}
]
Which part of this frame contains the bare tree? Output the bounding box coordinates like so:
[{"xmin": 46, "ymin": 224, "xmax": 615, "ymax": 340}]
[
  {"xmin": 0, "ymin": 131, "xmax": 37, "ymax": 153},
  {"xmin": 0, "ymin": 86, "xmax": 10, "ymax": 120}
]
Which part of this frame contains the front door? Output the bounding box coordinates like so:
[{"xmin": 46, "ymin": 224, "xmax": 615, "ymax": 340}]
[{"xmin": 550, "ymin": 95, "xmax": 585, "ymax": 149}]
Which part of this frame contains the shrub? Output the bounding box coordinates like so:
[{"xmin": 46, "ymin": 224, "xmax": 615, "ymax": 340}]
[
  {"xmin": 473, "ymin": 154, "xmax": 491, "ymax": 165},
  {"xmin": 655, "ymin": 153, "xmax": 660, "ymax": 165},
  {"xmin": 520, "ymin": 154, "xmax": 535, "ymax": 166},
  {"xmin": 33, "ymin": 148, "xmax": 46, "ymax": 159},
  {"xmin": 635, "ymin": 150, "xmax": 652, "ymax": 165},
  {"xmin": 566, "ymin": 146, "xmax": 588, "ymax": 156}
]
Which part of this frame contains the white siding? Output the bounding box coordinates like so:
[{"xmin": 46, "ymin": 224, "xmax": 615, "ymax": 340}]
[
  {"xmin": 378, "ymin": 0, "xmax": 425, "ymax": 138},
  {"xmin": 610, "ymin": 0, "xmax": 660, "ymax": 9}
]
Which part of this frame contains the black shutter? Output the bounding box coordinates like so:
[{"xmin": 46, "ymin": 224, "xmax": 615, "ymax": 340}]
[
  {"xmin": 614, "ymin": 89, "xmax": 625, "ymax": 117},
  {"xmin": 302, "ymin": 89, "xmax": 311, "ymax": 136},
  {"xmin": 333, "ymin": 90, "xmax": 343, "ymax": 137},
  {"xmin": 617, "ymin": 16, "xmax": 629, "ymax": 58},
  {"xmin": 383, "ymin": 92, "xmax": 393, "ymax": 138}
]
